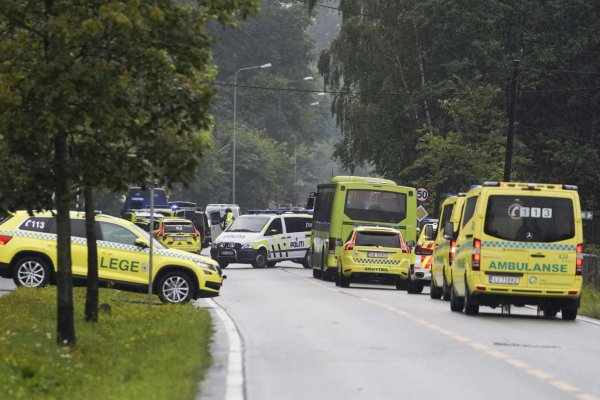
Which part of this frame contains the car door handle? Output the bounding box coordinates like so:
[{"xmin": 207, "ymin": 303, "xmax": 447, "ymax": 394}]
[{"xmin": 531, "ymin": 253, "xmax": 545, "ymax": 258}]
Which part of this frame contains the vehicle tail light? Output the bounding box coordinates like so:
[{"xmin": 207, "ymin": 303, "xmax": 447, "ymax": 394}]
[
  {"xmin": 449, "ymin": 239, "xmax": 456, "ymax": 265},
  {"xmin": 576, "ymin": 243, "xmax": 583, "ymax": 276},
  {"xmin": 155, "ymin": 225, "xmax": 164, "ymax": 239},
  {"xmin": 472, "ymin": 238, "xmax": 481, "ymax": 271},
  {"xmin": 194, "ymin": 227, "xmax": 201, "ymax": 239},
  {"xmin": 344, "ymin": 239, "xmax": 355, "ymax": 251},
  {"xmin": 328, "ymin": 236, "xmax": 336, "ymax": 252},
  {"xmin": 415, "ymin": 245, "xmax": 433, "ymax": 256},
  {"xmin": 0, "ymin": 235, "xmax": 12, "ymax": 245}
]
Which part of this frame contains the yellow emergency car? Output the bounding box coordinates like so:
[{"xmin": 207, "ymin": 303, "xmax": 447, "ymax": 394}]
[
  {"xmin": 447, "ymin": 182, "xmax": 583, "ymax": 320},
  {"xmin": 430, "ymin": 194, "xmax": 466, "ymax": 300},
  {"xmin": 408, "ymin": 220, "xmax": 437, "ymax": 294},
  {"xmin": 336, "ymin": 226, "xmax": 413, "ymax": 289},
  {"xmin": 211, "ymin": 212, "xmax": 312, "ymax": 269},
  {"xmin": 0, "ymin": 211, "xmax": 223, "ymax": 303},
  {"xmin": 152, "ymin": 217, "xmax": 202, "ymax": 254}
]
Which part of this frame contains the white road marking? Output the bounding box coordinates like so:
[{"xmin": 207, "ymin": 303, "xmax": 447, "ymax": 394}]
[{"xmin": 199, "ymin": 298, "xmax": 246, "ymax": 400}]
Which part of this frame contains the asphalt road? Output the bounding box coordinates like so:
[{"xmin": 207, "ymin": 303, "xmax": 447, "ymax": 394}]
[
  {"xmin": 2, "ymin": 262, "xmax": 599, "ymax": 400},
  {"xmin": 0, "ymin": 275, "xmax": 15, "ymax": 296},
  {"xmin": 213, "ymin": 260, "xmax": 600, "ymax": 400}
]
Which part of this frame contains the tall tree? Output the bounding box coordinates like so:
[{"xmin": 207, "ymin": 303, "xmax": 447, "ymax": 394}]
[
  {"xmin": 318, "ymin": 0, "xmax": 600, "ymax": 208},
  {"xmin": 0, "ymin": 0, "xmax": 260, "ymax": 344}
]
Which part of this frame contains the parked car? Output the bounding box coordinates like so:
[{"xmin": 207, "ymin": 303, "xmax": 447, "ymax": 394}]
[{"xmin": 0, "ymin": 211, "xmax": 223, "ymax": 303}]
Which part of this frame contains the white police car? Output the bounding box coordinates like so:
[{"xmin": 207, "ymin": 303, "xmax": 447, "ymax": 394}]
[{"xmin": 210, "ymin": 212, "xmax": 312, "ymax": 269}]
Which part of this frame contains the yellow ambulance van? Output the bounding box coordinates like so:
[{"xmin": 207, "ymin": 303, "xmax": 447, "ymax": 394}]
[
  {"xmin": 447, "ymin": 182, "xmax": 583, "ymax": 320},
  {"xmin": 430, "ymin": 194, "xmax": 466, "ymax": 300}
]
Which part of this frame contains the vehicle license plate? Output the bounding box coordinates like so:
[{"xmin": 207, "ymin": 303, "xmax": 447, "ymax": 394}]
[
  {"xmin": 173, "ymin": 236, "xmax": 186, "ymax": 241},
  {"xmin": 220, "ymin": 250, "xmax": 234, "ymax": 256},
  {"xmin": 488, "ymin": 276, "xmax": 520, "ymax": 285},
  {"xmin": 367, "ymin": 252, "xmax": 388, "ymax": 259}
]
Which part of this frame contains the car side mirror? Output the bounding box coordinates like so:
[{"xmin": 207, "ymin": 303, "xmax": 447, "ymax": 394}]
[
  {"xmin": 405, "ymin": 240, "xmax": 415, "ymax": 248},
  {"xmin": 443, "ymin": 222, "xmax": 454, "ymax": 240},
  {"xmin": 134, "ymin": 238, "xmax": 149, "ymax": 249}
]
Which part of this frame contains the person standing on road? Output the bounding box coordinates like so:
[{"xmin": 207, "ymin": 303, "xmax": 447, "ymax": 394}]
[{"xmin": 222, "ymin": 208, "xmax": 235, "ymax": 230}]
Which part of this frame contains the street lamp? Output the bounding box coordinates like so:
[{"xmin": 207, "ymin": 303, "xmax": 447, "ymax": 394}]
[{"xmin": 233, "ymin": 62, "xmax": 272, "ymax": 204}]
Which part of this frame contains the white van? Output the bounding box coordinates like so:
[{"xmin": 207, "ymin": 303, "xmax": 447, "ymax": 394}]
[
  {"xmin": 210, "ymin": 212, "xmax": 312, "ymax": 269},
  {"xmin": 205, "ymin": 204, "xmax": 240, "ymax": 243}
]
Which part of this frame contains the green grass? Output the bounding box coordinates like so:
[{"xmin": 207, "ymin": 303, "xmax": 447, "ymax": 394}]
[
  {"xmin": 0, "ymin": 287, "xmax": 213, "ymax": 400},
  {"xmin": 580, "ymin": 284, "xmax": 600, "ymax": 319}
]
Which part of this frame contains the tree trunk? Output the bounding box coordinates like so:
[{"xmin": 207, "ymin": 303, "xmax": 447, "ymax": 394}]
[
  {"xmin": 84, "ymin": 186, "xmax": 99, "ymax": 322},
  {"xmin": 412, "ymin": 16, "xmax": 432, "ymax": 126},
  {"xmin": 55, "ymin": 132, "xmax": 76, "ymax": 345}
]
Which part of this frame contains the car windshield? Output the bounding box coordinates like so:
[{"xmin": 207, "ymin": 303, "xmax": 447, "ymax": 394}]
[
  {"xmin": 226, "ymin": 216, "xmax": 270, "ymax": 233},
  {"xmin": 355, "ymin": 231, "xmax": 401, "ymax": 248},
  {"xmin": 344, "ymin": 190, "xmax": 407, "ymax": 223},
  {"xmin": 484, "ymin": 195, "xmax": 575, "ymax": 242}
]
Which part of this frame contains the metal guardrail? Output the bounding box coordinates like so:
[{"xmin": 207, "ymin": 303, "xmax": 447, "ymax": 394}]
[{"xmin": 583, "ymin": 254, "xmax": 600, "ymax": 289}]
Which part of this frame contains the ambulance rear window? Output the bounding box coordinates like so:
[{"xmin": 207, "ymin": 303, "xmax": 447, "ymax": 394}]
[
  {"xmin": 355, "ymin": 231, "xmax": 401, "ymax": 248},
  {"xmin": 484, "ymin": 195, "xmax": 575, "ymax": 242}
]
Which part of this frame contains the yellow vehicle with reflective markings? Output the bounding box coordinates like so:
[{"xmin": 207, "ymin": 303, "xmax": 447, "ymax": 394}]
[
  {"xmin": 430, "ymin": 194, "xmax": 466, "ymax": 301},
  {"xmin": 211, "ymin": 212, "xmax": 312, "ymax": 269},
  {"xmin": 0, "ymin": 211, "xmax": 223, "ymax": 304},
  {"xmin": 447, "ymin": 182, "xmax": 583, "ymax": 320},
  {"xmin": 336, "ymin": 226, "xmax": 414, "ymax": 289}
]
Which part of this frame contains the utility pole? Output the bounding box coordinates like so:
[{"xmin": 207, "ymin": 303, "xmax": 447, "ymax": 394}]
[{"xmin": 504, "ymin": 59, "xmax": 519, "ymax": 182}]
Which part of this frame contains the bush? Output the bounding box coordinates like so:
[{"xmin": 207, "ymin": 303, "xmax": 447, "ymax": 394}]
[{"xmin": 580, "ymin": 284, "xmax": 600, "ymax": 320}]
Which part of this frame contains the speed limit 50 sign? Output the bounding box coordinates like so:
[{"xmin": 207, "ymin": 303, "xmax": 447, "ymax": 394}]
[{"xmin": 416, "ymin": 186, "xmax": 430, "ymax": 203}]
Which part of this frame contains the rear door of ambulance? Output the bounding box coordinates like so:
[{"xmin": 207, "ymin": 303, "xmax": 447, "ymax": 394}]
[{"xmin": 481, "ymin": 189, "xmax": 579, "ymax": 291}]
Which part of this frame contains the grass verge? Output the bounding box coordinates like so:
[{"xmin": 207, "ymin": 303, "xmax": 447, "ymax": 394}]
[
  {"xmin": 580, "ymin": 284, "xmax": 600, "ymax": 319},
  {"xmin": 0, "ymin": 287, "xmax": 212, "ymax": 400}
]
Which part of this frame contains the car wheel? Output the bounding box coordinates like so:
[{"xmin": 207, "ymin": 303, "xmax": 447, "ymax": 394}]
[
  {"xmin": 430, "ymin": 280, "xmax": 443, "ymax": 299},
  {"xmin": 218, "ymin": 261, "xmax": 229, "ymax": 269},
  {"xmin": 543, "ymin": 307, "xmax": 558, "ymax": 318},
  {"xmin": 339, "ymin": 272, "xmax": 350, "ymax": 288},
  {"xmin": 158, "ymin": 272, "xmax": 193, "ymax": 304},
  {"xmin": 442, "ymin": 274, "xmax": 451, "ymax": 301},
  {"xmin": 464, "ymin": 283, "xmax": 479, "ymax": 316},
  {"xmin": 312, "ymin": 268, "xmax": 321, "ymax": 279},
  {"xmin": 407, "ymin": 278, "xmax": 424, "ymax": 294},
  {"xmin": 561, "ymin": 307, "xmax": 577, "ymax": 321},
  {"xmin": 450, "ymin": 284, "xmax": 465, "ymax": 312},
  {"xmin": 302, "ymin": 251, "xmax": 311, "ymax": 269},
  {"xmin": 13, "ymin": 256, "xmax": 50, "ymax": 288},
  {"xmin": 252, "ymin": 249, "xmax": 268, "ymax": 268}
]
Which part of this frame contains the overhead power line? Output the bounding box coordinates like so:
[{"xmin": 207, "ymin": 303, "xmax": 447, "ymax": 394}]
[
  {"xmin": 520, "ymin": 86, "xmax": 600, "ymax": 93},
  {"xmin": 518, "ymin": 122, "xmax": 599, "ymax": 146}
]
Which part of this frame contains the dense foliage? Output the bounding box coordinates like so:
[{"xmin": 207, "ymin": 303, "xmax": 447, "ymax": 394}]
[
  {"xmin": 318, "ymin": 0, "xmax": 600, "ymax": 214},
  {"xmin": 168, "ymin": 0, "xmax": 343, "ymax": 210}
]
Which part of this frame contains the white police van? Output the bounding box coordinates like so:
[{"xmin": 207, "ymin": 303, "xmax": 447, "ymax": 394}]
[{"xmin": 210, "ymin": 212, "xmax": 312, "ymax": 269}]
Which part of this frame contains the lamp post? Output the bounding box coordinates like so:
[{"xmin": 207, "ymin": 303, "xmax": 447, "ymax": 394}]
[{"xmin": 233, "ymin": 62, "xmax": 272, "ymax": 204}]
